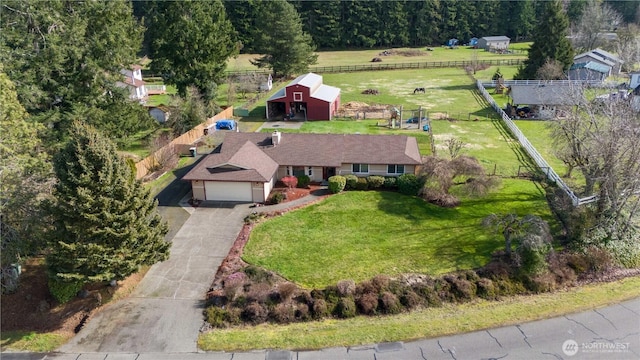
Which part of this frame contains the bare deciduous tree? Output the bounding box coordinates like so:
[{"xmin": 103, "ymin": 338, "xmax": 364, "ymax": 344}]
[
  {"xmin": 445, "ymin": 138, "xmax": 466, "ymax": 159},
  {"xmin": 615, "ymin": 23, "xmax": 640, "ymax": 73},
  {"xmin": 570, "ymin": 0, "xmax": 623, "ymax": 53},
  {"xmin": 550, "ymin": 87, "xmax": 640, "ymax": 242},
  {"xmin": 536, "ymin": 59, "xmax": 567, "ymax": 80}
]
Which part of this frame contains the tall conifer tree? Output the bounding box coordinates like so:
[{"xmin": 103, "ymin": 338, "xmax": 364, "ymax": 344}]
[
  {"xmin": 516, "ymin": 0, "xmax": 574, "ymax": 79},
  {"xmin": 47, "ymin": 121, "xmax": 169, "ymax": 288}
]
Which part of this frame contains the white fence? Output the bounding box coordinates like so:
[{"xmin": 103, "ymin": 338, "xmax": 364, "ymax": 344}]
[
  {"xmin": 481, "ymin": 79, "xmax": 612, "ymax": 88},
  {"xmin": 476, "ymin": 80, "xmax": 597, "ymax": 206}
]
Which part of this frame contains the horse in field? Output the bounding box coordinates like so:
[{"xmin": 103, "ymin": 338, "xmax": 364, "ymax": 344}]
[{"xmin": 413, "ymin": 87, "xmax": 426, "ymax": 94}]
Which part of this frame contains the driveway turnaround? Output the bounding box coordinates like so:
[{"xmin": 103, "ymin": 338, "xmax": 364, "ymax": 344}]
[{"xmin": 5, "ymin": 297, "xmax": 639, "ymax": 359}]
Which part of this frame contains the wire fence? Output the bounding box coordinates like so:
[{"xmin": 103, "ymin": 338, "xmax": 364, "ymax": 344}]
[{"xmin": 476, "ymin": 80, "xmax": 596, "ymax": 206}]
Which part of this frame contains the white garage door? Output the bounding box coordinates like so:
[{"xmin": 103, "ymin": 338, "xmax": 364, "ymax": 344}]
[{"xmin": 204, "ymin": 181, "xmax": 252, "ymax": 202}]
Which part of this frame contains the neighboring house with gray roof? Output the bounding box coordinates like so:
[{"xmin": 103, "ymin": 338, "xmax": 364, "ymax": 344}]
[
  {"xmin": 567, "ymin": 62, "xmax": 611, "ymax": 82},
  {"xmin": 573, "ymin": 48, "xmax": 623, "ymax": 75},
  {"xmin": 477, "ymin": 36, "xmax": 510, "ymax": 51},
  {"xmin": 183, "ymin": 131, "xmax": 422, "ymax": 202},
  {"xmin": 266, "ymin": 73, "xmax": 340, "ymax": 121},
  {"xmin": 508, "ymin": 84, "xmax": 583, "ymax": 119}
]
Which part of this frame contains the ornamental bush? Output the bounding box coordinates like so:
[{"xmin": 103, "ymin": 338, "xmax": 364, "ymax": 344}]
[
  {"xmin": 344, "ymin": 174, "xmax": 358, "ymax": 190},
  {"xmin": 48, "ymin": 279, "xmax": 84, "ymax": 304},
  {"xmin": 355, "ymin": 177, "xmax": 368, "ymax": 190},
  {"xmin": 281, "ymin": 176, "xmax": 298, "ymax": 189},
  {"xmin": 334, "ymin": 296, "xmax": 357, "ymax": 318},
  {"xmin": 368, "ymin": 175, "xmax": 385, "ymax": 189},
  {"xmin": 296, "ymin": 174, "xmax": 310, "ymax": 188},
  {"xmin": 328, "ymin": 175, "xmax": 346, "ymax": 193},
  {"xmin": 383, "ymin": 177, "xmax": 397, "ymax": 189},
  {"xmin": 397, "ymin": 174, "xmax": 423, "ymax": 196}
]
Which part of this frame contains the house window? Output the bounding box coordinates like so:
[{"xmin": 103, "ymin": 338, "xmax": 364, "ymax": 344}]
[
  {"xmin": 307, "ymin": 167, "xmax": 313, "ymax": 176},
  {"xmin": 387, "ymin": 164, "xmax": 405, "ymax": 174},
  {"xmin": 293, "ymin": 92, "xmax": 303, "ymax": 102},
  {"xmin": 352, "ymin": 164, "xmax": 369, "ymax": 173}
]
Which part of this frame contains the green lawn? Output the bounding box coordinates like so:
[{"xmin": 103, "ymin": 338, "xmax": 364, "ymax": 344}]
[
  {"xmin": 198, "ymin": 276, "xmax": 640, "ymax": 351},
  {"xmin": 227, "ymin": 45, "xmax": 529, "ymax": 71},
  {"xmin": 244, "ymin": 179, "xmax": 552, "ymax": 289}
]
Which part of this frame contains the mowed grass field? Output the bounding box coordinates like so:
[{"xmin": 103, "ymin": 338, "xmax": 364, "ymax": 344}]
[
  {"xmin": 245, "ymin": 180, "xmax": 553, "ymax": 289},
  {"xmin": 227, "ymin": 45, "xmax": 529, "ymax": 71}
]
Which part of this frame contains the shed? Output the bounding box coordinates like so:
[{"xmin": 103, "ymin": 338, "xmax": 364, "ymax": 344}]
[
  {"xmin": 478, "ymin": 36, "xmax": 510, "ymax": 51},
  {"xmin": 266, "ymin": 73, "xmax": 341, "ymax": 121},
  {"xmin": 509, "ymin": 84, "xmax": 582, "ymax": 119},
  {"xmin": 574, "ymin": 48, "xmax": 623, "ymax": 75},
  {"xmin": 567, "ymin": 62, "xmax": 610, "ymax": 82}
]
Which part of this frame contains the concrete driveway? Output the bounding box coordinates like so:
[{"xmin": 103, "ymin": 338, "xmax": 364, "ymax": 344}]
[{"xmin": 59, "ymin": 202, "xmax": 252, "ymax": 353}]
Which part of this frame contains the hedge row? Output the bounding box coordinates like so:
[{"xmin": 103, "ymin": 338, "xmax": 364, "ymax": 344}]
[
  {"xmin": 204, "ymin": 248, "xmax": 612, "ymax": 328},
  {"xmin": 328, "ymin": 174, "xmax": 421, "ymax": 195}
]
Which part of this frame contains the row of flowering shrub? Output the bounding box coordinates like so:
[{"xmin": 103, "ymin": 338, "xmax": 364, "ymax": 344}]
[
  {"xmin": 328, "ymin": 174, "xmax": 423, "ymax": 195},
  {"xmin": 204, "ymin": 247, "xmax": 614, "ymax": 328}
]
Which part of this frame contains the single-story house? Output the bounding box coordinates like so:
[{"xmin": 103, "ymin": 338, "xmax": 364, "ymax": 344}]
[
  {"xmin": 148, "ymin": 106, "xmax": 170, "ymax": 123},
  {"xmin": 567, "ymin": 62, "xmax": 611, "ymax": 82},
  {"xmin": 266, "ymin": 73, "xmax": 340, "ymax": 121},
  {"xmin": 182, "ymin": 131, "xmax": 422, "ymax": 202},
  {"xmin": 116, "ymin": 65, "xmax": 147, "ymax": 102},
  {"xmin": 573, "ymin": 48, "xmax": 623, "ymax": 76},
  {"xmin": 478, "ymin": 36, "xmax": 510, "ymax": 51},
  {"xmin": 508, "ymin": 84, "xmax": 583, "ymax": 119}
]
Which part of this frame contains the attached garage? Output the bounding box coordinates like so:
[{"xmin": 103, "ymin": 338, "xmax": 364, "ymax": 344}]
[{"xmin": 204, "ymin": 181, "xmax": 252, "ymax": 202}]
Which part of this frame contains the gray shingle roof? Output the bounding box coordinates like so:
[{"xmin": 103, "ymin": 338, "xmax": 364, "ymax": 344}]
[
  {"xmin": 481, "ymin": 36, "xmax": 510, "ymax": 41},
  {"xmin": 509, "ymin": 84, "xmax": 583, "ymax": 106}
]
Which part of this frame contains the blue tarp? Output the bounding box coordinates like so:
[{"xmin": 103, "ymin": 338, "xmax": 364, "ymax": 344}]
[{"xmin": 215, "ymin": 119, "xmax": 236, "ymax": 130}]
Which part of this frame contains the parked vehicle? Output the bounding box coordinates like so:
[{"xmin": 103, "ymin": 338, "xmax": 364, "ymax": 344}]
[{"xmin": 406, "ymin": 116, "xmax": 427, "ymax": 124}]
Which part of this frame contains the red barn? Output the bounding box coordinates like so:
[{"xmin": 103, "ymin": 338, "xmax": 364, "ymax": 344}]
[{"xmin": 266, "ymin": 73, "xmax": 341, "ymax": 121}]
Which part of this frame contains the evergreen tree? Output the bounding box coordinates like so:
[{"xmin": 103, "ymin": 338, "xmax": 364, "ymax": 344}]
[
  {"xmin": 46, "ymin": 121, "xmax": 169, "ymax": 287},
  {"xmin": 251, "ymin": 0, "xmax": 318, "ymax": 77},
  {"xmin": 516, "ymin": 0, "xmax": 574, "ymax": 80},
  {"xmin": 146, "ymin": 0, "xmax": 238, "ymax": 98}
]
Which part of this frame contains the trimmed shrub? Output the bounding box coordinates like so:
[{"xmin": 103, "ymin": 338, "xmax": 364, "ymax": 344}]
[
  {"xmin": 344, "ymin": 174, "xmax": 358, "ymax": 190},
  {"xmin": 357, "ymin": 292, "xmax": 378, "ymax": 315},
  {"xmin": 494, "ymin": 278, "xmax": 526, "ymax": 296},
  {"xmin": 243, "ymin": 265, "xmax": 274, "ymax": 284},
  {"xmin": 583, "ymin": 246, "xmax": 614, "ymax": 273},
  {"xmin": 383, "ymin": 177, "xmax": 397, "ymax": 189},
  {"xmin": 295, "ymin": 303, "xmax": 310, "ymax": 321},
  {"xmin": 368, "ymin": 175, "xmax": 385, "ymax": 189},
  {"xmin": 523, "ymin": 272, "xmax": 557, "ymax": 294},
  {"xmin": 296, "ymin": 174, "xmax": 311, "ymax": 188},
  {"xmin": 334, "ymin": 296, "xmax": 357, "ymax": 318},
  {"xmin": 548, "ymin": 253, "xmax": 577, "ymax": 286},
  {"xmin": 241, "ymin": 302, "xmax": 269, "ymax": 324},
  {"xmin": 223, "ymin": 272, "xmax": 247, "ymax": 301},
  {"xmin": 48, "ymin": 279, "xmax": 84, "ymax": 304},
  {"xmin": 355, "ymin": 177, "xmax": 368, "ymax": 190},
  {"xmin": 434, "ymin": 277, "xmax": 455, "ymax": 302},
  {"xmin": 336, "ymin": 279, "xmax": 356, "ymax": 297},
  {"xmin": 270, "ymin": 191, "xmax": 285, "ymax": 204},
  {"xmin": 413, "ymin": 282, "xmax": 442, "ymax": 307},
  {"xmin": 476, "ymin": 278, "xmax": 498, "ymax": 300},
  {"xmin": 445, "ymin": 275, "xmax": 477, "ymax": 302},
  {"xmin": 387, "ymin": 279, "xmax": 407, "ymax": 297},
  {"xmin": 272, "ymin": 303, "xmax": 296, "ymax": 323},
  {"xmin": 328, "ymin": 175, "xmax": 346, "ymax": 193},
  {"xmin": 397, "ymin": 174, "xmax": 423, "ymax": 196},
  {"xmin": 371, "ymin": 274, "xmax": 391, "ymax": 293},
  {"xmin": 379, "ymin": 291, "xmax": 401, "ymax": 314},
  {"xmin": 277, "ymin": 282, "xmax": 298, "ymax": 302},
  {"xmin": 400, "ymin": 290, "xmax": 423, "ymax": 309},
  {"xmin": 205, "ymin": 306, "xmax": 232, "ymax": 328},
  {"xmin": 245, "ymin": 282, "xmax": 272, "ymax": 303},
  {"xmin": 355, "ymin": 280, "xmax": 376, "ymax": 295},
  {"xmin": 312, "ymin": 298, "xmax": 329, "ymax": 319}
]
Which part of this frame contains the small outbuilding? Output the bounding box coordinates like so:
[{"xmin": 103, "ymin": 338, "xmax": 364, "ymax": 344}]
[
  {"xmin": 508, "ymin": 84, "xmax": 582, "ymax": 119},
  {"xmin": 567, "ymin": 62, "xmax": 611, "ymax": 82},
  {"xmin": 266, "ymin": 73, "xmax": 340, "ymax": 121},
  {"xmin": 478, "ymin": 36, "xmax": 510, "ymax": 51},
  {"xmin": 573, "ymin": 48, "xmax": 623, "ymax": 76}
]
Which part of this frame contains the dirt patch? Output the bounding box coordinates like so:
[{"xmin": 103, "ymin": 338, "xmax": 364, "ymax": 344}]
[{"xmin": 1, "ymin": 258, "xmax": 145, "ymax": 340}]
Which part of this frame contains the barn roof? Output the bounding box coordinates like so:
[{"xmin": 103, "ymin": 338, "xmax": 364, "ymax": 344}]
[
  {"xmin": 313, "ymin": 84, "xmax": 340, "ymax": 102},
  {"xmin": 574, "ymin": 52, "xmax": 617, "ymax": 67},
  {"xmin": 290, "ymin": 73, "xmax": 323, "ymax": 88},
  {"xmin": 481, "ymin": 36, "xmax": 510, "ymax": 41},
  {"xmin": 509, "ymin": 84, "xmax": 583, "ymax": 106},
  {"xmin": 266, "ymin": 72, "xmax": 340, "ymax": 103}
]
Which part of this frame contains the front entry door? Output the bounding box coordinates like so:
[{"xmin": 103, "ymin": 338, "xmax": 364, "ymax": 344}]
[{"xmin": 322, "ymin": 167, "xmax": 336, "ymax": 180}]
